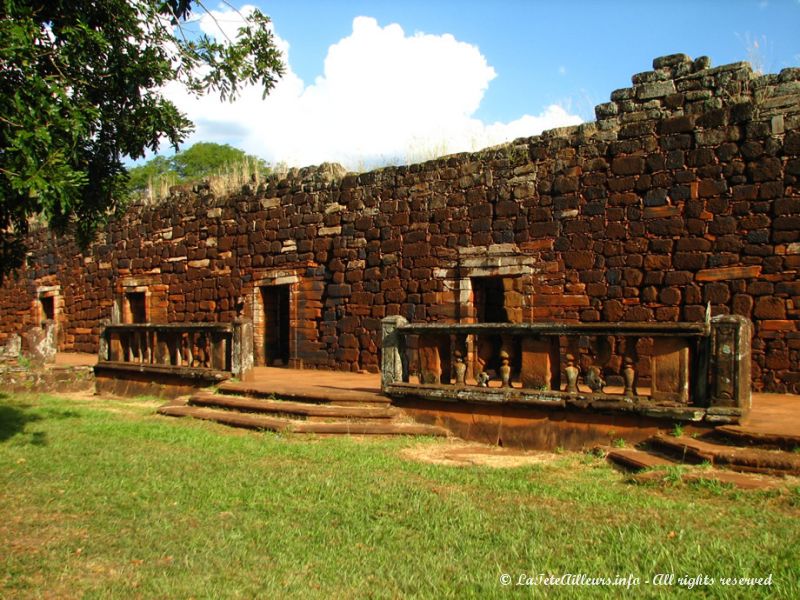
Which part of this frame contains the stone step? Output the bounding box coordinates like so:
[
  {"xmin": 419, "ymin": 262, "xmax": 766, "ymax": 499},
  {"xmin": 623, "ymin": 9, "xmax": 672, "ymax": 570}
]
[
  {"xmin": 217, "ymin": 380, "xmax": 390, "ymax": 406},
  {"xmin": 713, "ymin": 425, "xmax": 800, "ymax": 451},
  {"xmin": 158, "ymin": 404, "xmax": 449, "ymax": 437},
  {"xmin": 649, "ymin": 434, "xmax": 800, "ymax": 476},
  {"xmin": 189, "ymin": 391, "xmax": 397, "ymax": 420},
  {"xmin": 608, "ymin": 447, "xmax": 785, "ymax": 490},
  {"xmin": 631, "ymin": 468, "xmax": 783, "ymax": 491},
  {"xmin": 606, "ymin": 448, "xmax": 677, "ymax": 471}
]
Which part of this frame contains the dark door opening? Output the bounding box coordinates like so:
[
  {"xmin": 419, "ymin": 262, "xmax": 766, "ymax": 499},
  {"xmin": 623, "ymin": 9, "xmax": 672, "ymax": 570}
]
[
  {"xmin": 262, "ymin": 285, "xmax": 290, "ymax": 366},
  {"xmin": 126, "ymin": 292, "xmax": 147, "ymax": 323},
  {"xmin": 472, "ymin": 277, "xmax": 509, "ymax": 323},
  {"xmin": 472, "ymin": 277, "xmax": 513, "ymax": 378},
  {"xmin": 40, "ymin": 296, "xmax": 55, "ymax": 326}
]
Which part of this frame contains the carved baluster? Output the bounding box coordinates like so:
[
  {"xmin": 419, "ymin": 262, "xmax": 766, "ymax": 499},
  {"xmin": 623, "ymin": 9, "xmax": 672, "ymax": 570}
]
[
  {"xmin": 499, "ymin": 350, "xmax": 511, "ymax": 388},
  {"xmin": 565, "ymin": 353, "xmax": 579, "ymax": 394},
  {"xmin": 172, "ymin": 332, "xmax": 181, "ymax": 366},
  {"xmin": 203, "ymin": 331, "xmax": 211, "ymax": 368},
  {"xmin": 623, "ymin": 357, "xmax": 637, "ymax": 398},
  {"xmin": 183, "ymin": 333, "xmax": 192, "ymax": 367},
  {"xmin": 623, "ymin": 336, "xmax": 639, "ymax": 398},
  {"xmin": 453, "ymin": 350, "xmax": 467, "ymax": 386},
  {"xmin": 136, "ymin": 331, "xmax": 144, "ymax": 363}
]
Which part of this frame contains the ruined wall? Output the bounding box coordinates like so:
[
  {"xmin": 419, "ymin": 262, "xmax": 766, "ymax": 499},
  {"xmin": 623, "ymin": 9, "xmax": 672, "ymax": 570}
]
[{"xmin": 1, "ymin": 54, "xmax": 799, "ymax": 391}]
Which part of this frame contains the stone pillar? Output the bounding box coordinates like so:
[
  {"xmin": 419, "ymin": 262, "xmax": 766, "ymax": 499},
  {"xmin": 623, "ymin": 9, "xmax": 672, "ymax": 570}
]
[
  {"xmin": 211, "ymin": 330, "xmax": 228, "ymax": 371},
  {"xmin": 650, "ymin": 337, "xmax": 690, "ymax": 404},
  {"xmin": 381, "ymin": 316, "xmax": 408, "ymax": 390},
  {"xmin": 520, "ymin": 336, "xmax": 560, "ymax": 390},
  {"xmin": 709, "ymin": 315, "xmax": 752, "ymax": 413},
  {"xmin": 98, "ymin": 321, "xmax": 110, "ymax": 362},
  {"xmin": 232, "ymin": 319, "xmax": 253, "ymax": 378},
  {"xmin": 418, "ymin": 334, "xmax": 451, "ymax": 384}
]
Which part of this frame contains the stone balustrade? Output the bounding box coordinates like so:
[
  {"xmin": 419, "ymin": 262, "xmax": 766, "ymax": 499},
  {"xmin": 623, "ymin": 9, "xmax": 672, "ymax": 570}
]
[
  {"xmin": 381, "ymin": 315, "xmax": 751, "ymax": 424},
  {"xmin": 97, "ymin": 320, "xmax": 253, "ymax": 379}
]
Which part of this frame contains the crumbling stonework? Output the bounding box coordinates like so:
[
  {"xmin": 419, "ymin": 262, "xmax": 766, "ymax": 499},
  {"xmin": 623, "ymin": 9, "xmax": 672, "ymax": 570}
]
[{"xmin": 1, "ymin": 54, "xmax": 799, "ymax": 391}]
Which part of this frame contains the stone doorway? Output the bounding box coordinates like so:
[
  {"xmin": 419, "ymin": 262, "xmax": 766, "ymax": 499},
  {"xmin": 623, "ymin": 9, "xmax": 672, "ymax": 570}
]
[
  {"xmin": 125, "ymin": 291, "xmax": 147, "ymax": 324},
  {"xmin": 471, "ymin": 276, "xmax": 516, "ymax": 378},
  {"xmin": 261, "ymin": 284, "xmax": 291, "ymax": 367},
  {"xmin": 471, "ymin": 276, "xmax": 510, "ymax": 324}
]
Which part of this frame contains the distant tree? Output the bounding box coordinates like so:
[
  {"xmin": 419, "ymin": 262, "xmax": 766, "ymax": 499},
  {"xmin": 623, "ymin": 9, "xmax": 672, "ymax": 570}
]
[
  {"xmin": 126, "ymin": 156, "xmax": 174, "ymax": 196},
  {"xmin": 171, "ymin": 142, "xmax": 268, "ymax": 181},
  {"xmin": 0, "ymin": 1, "xmax": 284, "ymax": 280},
  {"xmin": 127, "ymin": 143, "xmax": 270, "ymax": 197}
]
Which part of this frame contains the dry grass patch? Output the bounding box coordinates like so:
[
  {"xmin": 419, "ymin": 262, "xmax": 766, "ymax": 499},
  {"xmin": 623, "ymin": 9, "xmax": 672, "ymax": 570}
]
[{"xmin": 401, "ymin": 439, "xmax": 559, "ymax": 468}]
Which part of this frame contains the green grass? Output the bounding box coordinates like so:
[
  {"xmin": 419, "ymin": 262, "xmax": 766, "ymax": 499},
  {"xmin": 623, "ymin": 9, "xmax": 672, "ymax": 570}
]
[{"xmin": 1, "ymin": 392, "xmax": 799, "ymax": 598}]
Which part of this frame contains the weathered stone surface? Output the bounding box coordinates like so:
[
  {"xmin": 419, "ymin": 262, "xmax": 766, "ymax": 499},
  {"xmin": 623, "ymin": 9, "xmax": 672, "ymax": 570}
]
[
  {"xmin": 520, "ymin": 337, "xmax": 560, "ymax": 390},
  {"xmin": 0, "ymin": 55, "xmax": 797, "ymax": 393},
  {"xmin": 696, "ymin": 265, "xmax": 762, "ymax": 282},
  {"xmin": 650, "ymin": 337, "xmax": 690, "ymax": 404}
]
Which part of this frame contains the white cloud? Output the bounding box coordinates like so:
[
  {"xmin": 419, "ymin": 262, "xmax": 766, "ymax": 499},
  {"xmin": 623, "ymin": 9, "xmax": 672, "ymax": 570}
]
[{"xmin": 164, "ymin": 10, "xmax": 582, "ymax": 170}]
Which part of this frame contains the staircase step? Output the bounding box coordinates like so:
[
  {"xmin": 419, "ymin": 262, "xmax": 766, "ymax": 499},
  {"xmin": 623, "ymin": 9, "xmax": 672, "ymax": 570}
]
[
  {"xmin": 607, "ymin": 449, "xmax": 677, "ymax": 471},
  {"xmin": 217, "ymin": 380, "xmax": 390, "ymax": 406},
  {"xmin": 158, "ymin": 404, "xmax": 449, "ymax": 437},
  {"xmin": 608, "ymin": 446, "xmax": 786, "ymax": 490},
  {"xmin": 632, "ymin": 468, "xmax": 783, "ymax": 490},
  {"xmin": 713, "ymin": 425, "xmax": 800, "ymax": 451},
  {"xmin": 159, "ymin": 405, "xmax": 291, "ymax": 432},
  {"xmin": 650, "ymin": 434, "xmax": 800, "ymax": 475},
  {"xmin": 189, "ymin": 392, "xmax": 397, "ymax": 420},
  {"xmin": 291, "ymin": 421, "xmax": 449, "ymax": 436}
]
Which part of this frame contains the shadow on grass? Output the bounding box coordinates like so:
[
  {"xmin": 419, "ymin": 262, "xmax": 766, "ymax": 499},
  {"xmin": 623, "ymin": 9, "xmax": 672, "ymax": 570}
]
[
  {"xmin": 0, "ymin": 393, "xmax": 80, "ymax": 446},
  {"xmin": 0, "ymin": 403, "xmax": 42, "ymax": 443}
]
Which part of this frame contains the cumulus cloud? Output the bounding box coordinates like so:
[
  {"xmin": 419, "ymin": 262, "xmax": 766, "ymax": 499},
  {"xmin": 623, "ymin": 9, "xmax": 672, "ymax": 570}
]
[{"xmin": 164, "ymin": 8, "xmax": 582, "ymax": 170}]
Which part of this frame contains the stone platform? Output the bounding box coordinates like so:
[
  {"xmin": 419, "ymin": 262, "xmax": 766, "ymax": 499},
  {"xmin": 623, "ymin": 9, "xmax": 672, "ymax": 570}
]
[
  {"xmin": 155, "ymin": 366, "xmax": 800, "ymax": 452},
  {"xmin": 158, "ymin": 367, "xmax": 449, "ymax": 437}
]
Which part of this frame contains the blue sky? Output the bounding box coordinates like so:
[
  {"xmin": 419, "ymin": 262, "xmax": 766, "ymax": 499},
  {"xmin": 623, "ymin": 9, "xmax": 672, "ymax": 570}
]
[{"xmin": 161, "ymin": 1, "xmax": 800, "ymax": 170}]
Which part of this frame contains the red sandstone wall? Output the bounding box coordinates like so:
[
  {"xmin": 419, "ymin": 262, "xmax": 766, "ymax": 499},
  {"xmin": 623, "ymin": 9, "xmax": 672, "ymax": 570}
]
[{"xmin": 1, "ymin": 54, "xmax": 799, "ymax": 391}]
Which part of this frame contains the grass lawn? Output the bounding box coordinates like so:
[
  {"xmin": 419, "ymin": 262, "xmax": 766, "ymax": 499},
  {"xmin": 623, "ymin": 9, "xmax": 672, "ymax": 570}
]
[{"xmin": 1, "ymin": 391, "xmax": 798, "ymax": 599}]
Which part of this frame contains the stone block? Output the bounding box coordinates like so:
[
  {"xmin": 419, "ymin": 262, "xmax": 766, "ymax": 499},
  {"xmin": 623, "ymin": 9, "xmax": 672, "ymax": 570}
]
[
  {"xmin": 636, "ymin": 79, "xmax": 677, "ymax": 100},
  {"xmin": 650, "ymin": 337, "xmax": 690, "ymax": 404},
  {"xmin": 417, "ymin": 334, "xmax": 450, "ymax": 385},
  {"xmin": 695, "ymin": 265, "xmax": 761, "ymax": 282},
  {"xmin": 709, "ymin": 315, "xmax": 752, "ymax": 412},
  {"xmin": 520, "ymin": 337, "xmax": 560, "ymax": 391},
  {"xmin": 754, "ymin": 296, "xmax": 786, "ymax": 319}
]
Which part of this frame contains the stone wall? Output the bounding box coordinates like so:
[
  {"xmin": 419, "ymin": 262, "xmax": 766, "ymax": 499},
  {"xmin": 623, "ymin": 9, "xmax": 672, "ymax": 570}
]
[{"xmin": 1, "ymin": 54, "xmax": 799, "ymax": 392}]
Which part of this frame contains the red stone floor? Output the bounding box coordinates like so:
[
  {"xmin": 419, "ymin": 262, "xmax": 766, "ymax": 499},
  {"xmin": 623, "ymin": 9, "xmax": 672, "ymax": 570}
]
[
  {"xmin": 54, "ymin": 355, "xmax": 800, "ymax": 437},
  {"xmin": 242, "ymin": 367, "xmax": 800, "ymax": 438}
]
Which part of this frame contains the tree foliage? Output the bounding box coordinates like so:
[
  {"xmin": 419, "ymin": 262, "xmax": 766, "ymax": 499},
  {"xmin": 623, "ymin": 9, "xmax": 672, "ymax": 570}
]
[
  {"xmin": 0, "ymin": 0, "xmax": 284, "ymax": 279},
  {"xmin": 127, "ymin": 142, "xmax": 270, "ymax": 195}
]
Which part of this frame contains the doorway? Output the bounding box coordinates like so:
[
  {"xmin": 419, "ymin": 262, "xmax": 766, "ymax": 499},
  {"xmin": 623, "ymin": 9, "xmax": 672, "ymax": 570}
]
[
  {"xmin": 471, "ymin": 276, "xmax": 516, "ymax": 378},
  {"xmin": 125, "ymin": 291, "xmax": 147, "ymax": 324},
  {"xmin": 471, "ymin": 277, "xmax": 509, "ymax": 323},
  {"xmin": 40, "ymin": 295, "xmax": 55, "ymax": 326},
  {"xmin": 261, "ymin": 285, "xmax": 290, "ymax": 366}
]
